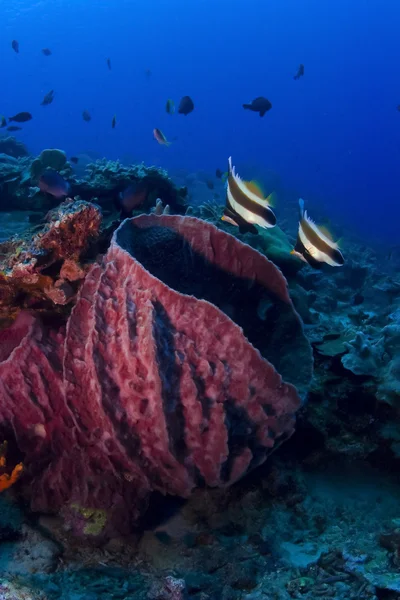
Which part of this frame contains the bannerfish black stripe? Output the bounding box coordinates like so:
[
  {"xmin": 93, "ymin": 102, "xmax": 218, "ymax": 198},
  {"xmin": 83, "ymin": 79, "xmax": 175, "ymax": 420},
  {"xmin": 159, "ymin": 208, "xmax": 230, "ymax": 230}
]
[{"xmin": 222, "ymin": 207, "xmax": 258, "ymax": 235}]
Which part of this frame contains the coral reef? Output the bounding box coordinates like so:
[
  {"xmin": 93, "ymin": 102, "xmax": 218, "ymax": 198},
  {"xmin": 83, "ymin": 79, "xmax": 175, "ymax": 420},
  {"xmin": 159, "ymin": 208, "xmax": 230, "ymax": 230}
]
[
  {"xmin": 186, "ymin": 200, "xmax": 304, "ymax": 277},
  {"xmin": 0, "ymin": 200, "xmax": 102, "ymax": 323},
  {"xmin": 1, "ymin": 153, "xmax": 400, "ymax": 600},
  {"xmin": 0, "ymin": 136, "xmax": 29, "ymax": 159},
  {"xmin": 0, "ymin": 215, "xmax": 312, "ymax": 536},
  {"xmin": 0, "ymin": 147, "xmax": 187, "ymax": 214}
]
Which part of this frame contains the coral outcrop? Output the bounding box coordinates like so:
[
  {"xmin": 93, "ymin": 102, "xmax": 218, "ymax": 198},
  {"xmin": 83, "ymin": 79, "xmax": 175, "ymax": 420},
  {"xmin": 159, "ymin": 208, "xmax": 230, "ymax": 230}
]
[
  {"xmin": 30, "ymin": 148, "xmax": 68, "ymax": 181},
  {"xmin": 0, "ymin": 200, "xmax": 102, "ymax": 324},
  {"xmin": 0, "ymin": 215, "xmax": 312, "ymax": 535},
  {"xmin": 0, "ymin": 146, "xmax": 187, "ymax": 214}
]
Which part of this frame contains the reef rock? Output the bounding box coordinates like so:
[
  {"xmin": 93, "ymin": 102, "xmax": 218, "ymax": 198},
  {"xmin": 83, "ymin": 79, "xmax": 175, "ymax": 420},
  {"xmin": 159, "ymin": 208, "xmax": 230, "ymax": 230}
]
[
  {"xmin": 74, "ymin": 159, "xmax": 188, "ymax": 214},
  {"xmin": 0, "ymin": 136, "xmax": 29, "ymax": 159},
  {"xmin": 0, "ymin": 215, "xmax": 312, "ymax": 535},
  {"xmin": 0, "ymin": 200, "xmax": 102, "ymax": 323},
  {"xmin": 30, "ymin": 148, "xmax": 68, "ymax": 181}
]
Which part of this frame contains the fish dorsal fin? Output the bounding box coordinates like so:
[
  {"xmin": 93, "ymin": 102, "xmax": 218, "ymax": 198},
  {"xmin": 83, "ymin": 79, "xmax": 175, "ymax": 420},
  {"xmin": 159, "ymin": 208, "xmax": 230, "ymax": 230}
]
[
  {"xmin": 303, "ymin": 211, "xmax": 338, "ymax": 248},
  {"xmin": 318, "ymin": 225, "xmax": 334, "ymax": 241},
  {"xmin": 266, "ymin": 191, "xmax": 277, "ymax": 207},
  {"xmin": 244, "ymin": 180, "xmax": 264, "ymax": 198}
]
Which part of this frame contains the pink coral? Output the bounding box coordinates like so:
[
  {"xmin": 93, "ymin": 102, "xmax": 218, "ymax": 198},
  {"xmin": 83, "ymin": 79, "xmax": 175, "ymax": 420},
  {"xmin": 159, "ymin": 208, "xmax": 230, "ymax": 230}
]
[{"xmin": 0, "ymin": 215, "xmax": 311, "ymax": 534}]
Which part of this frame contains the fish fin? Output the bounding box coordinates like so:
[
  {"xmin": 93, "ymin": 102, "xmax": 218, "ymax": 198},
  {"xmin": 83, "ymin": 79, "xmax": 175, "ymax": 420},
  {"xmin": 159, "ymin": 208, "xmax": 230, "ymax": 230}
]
[
  {"xmin": 244, "ymin": 180, "xmax": 264, "ymax": 198},
  {"xmin": 298, "ymin": 198, "xmax": 305, "ymax": 218},
  {"xmin": 266, "ymin": 191, "xmax": 277, "ymax": 207},
  {"xmin": 291, "ymin": 249, "xmax": 308, "ymax": 263},
  {"xmin": 259, "ymin": 110, "xmax": 266, "ymax": 117},
  {"xmin": 318, "ymin": 225, "xmax": 334, "ymax": 241},
  {"xmin": 221, "ymin": 214, "xmax": 239, "ymax": 227}
]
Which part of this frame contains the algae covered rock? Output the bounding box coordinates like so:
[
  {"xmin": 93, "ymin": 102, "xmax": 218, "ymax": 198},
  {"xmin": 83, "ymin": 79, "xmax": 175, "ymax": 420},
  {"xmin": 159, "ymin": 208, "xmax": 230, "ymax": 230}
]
[
  {"xmin": 30, "ymin": 148, "xmax": 67, "ymax": 181},
  {"xmin": 0, "ymin": 136, "xmax": 29, "ymax": 158}
]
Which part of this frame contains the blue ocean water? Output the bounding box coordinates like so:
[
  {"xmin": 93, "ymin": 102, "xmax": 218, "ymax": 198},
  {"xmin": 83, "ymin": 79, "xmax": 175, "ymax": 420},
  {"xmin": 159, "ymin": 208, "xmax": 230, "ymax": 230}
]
[{"xmin": 1, "ymin": 0, "xmax": 400, "ymax": 241}]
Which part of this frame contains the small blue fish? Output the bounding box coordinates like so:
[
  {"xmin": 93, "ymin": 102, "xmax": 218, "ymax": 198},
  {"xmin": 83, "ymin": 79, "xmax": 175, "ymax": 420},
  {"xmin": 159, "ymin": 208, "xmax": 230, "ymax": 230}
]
[
  {"xmin": 117, "ymin": 182, "xmax": 148, "ymax": 216},
  {"xmin": 39, "ymin": 169, "xmax": 70, "ymax": 199}
]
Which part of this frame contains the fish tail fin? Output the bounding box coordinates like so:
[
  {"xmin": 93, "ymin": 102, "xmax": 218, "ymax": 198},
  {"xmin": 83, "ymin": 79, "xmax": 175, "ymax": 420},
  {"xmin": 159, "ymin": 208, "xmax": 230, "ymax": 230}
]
[
  {"xmin": 242, "ymin": 104, "xmax": 251, "ymax": 110},
  {"xmin": 298, "ymin": 198, "xmax": 305, "ymax": 218}
]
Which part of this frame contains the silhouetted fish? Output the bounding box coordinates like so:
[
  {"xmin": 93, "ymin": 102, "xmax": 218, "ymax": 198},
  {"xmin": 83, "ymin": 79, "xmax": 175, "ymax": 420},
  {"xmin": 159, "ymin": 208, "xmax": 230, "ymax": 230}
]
[
  {"xmin": 70, "ymin": 156, "xmax": 79, "ymax": 164},
  {"xmin": 242, "ymin": 97, "xmax": 272, "ymax": 117},
  {"xmin": 39, "ymin": 170, "xmax": 71, "ymax": 199},
  {"xmin": 0, "ymin": 116, "xmax": 6, "ymax": 128},
  {"xmin": 206, "ymin": 180, "xmax": 214, "ymax": 190},
  {"xmin": 153, "ymin": 128, "xmax": 171, "ymax": 146},
  {"xmin": 166, "ymin": 99, "xmax": 175, "ymax": 114},
  {"xmin": 42, "ymin": 48, "xmax": 52, "ymax": 56},
  {"xmin": 82, "ymin": 110, "xmax": 91, "ymax": 122},
  {"xmin": 9, "ymin": 112, "xmax": 32, "ymax": 123},
  {"xmin": 6, "ymin": 126, "xmax": 21, "ymax": 132},
  {"xmin": 294, "ymin": 64, "xmax": 304, "ymax": 80},
  {"xmin": 215, "ymin": 168, "xmax": 224, "ymax": 179},
  {"xmin": 291, "ymin": 198, "xmax": 344, "ymax": 267},
  {"xmin": 178, "ymin": 96, "xmax": 194, "ymax": 115},
  {"xmin": 112, "ymin": 114, "xmax": 117, "ymax": 128},
  {"xmin": 107, "ymin": 58, "xmax": 111, "ymax": 70},
  {"xmin": 11, "ymin": 40, "xmax": 19, "ymax": 53},
  {"xmin": 41, "ymin": 90, "xmax": 54, "ymax": 106},
  {"xmin": 117, "ymin": 182, "xmax": 148, "ymax": 216}
]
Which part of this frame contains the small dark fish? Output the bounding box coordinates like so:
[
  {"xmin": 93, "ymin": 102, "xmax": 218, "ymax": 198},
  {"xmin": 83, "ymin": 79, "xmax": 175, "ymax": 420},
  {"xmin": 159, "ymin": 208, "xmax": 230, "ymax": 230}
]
[
  {"xmin": 206, "ymin": 180, "xmax": 214, "ymax": 190},
  {"xmin": 112, "ymin": 114, "xmax": 116, "ymax": 129},
  {"xmin": 216, "ymin": 168, "xmax": 223, "ymax": 179},
  {"xmin": 6, "ymin": 126, "xmax": 22, "ymax": 132},
  {"xmin": 41, "ymin": 90, "xmax": 54, "ymax": 106},
  {"xmin": 352, "ymin": 292, "xmax": 364, "ymax": 306},
  {"xmin": 166, "ymin": 99, "xmax": 175, "ymax": 114},
  {"xmin": 145, "ymin": 68, "xmax": 152, "ymax": 78},
  {"xmin": 9, "ymin": 111, "xmax": 32, "ymax": 123},
  {"xmin": 0, "ymin": 116, "xmax": 7, "ymax": 128},
  {"xmin": 117, "ymin": 182, "xmax": 148, "ymax": 216},
  {"xmin": 70, "ymin": 156, "xmax": 79, "ymax": 164},
  {"xmin": 39, "ymin": 169, "xmax": 71, "ymax": 199},
  {"xmin": 397, "ymin": 105, "xmax": 400, "ymax": 112},
  {"xmin": 82, "ymin": 110, "xmax": 91, "ymax": 122},
  {"xmin": 242, "ymin": 96, "xmax": 272, "ymax": 117},
  {"xmin": 42, "ymin": 48, "xmax": 52, "ymax": 56},
  {"xmin": 106, "ymin": 58, "xmax": 111, "ymax": 70},
  {"xmin": 178, "ymin": 95, "xmax": 194, "ymax": 116},
  {"xmin": 294, "ymin": 64, "xmax": 304, "ymax": 80},
  {"xmin": 11, "ymin": 40, "xmax": 19, "ymax": 53}
]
